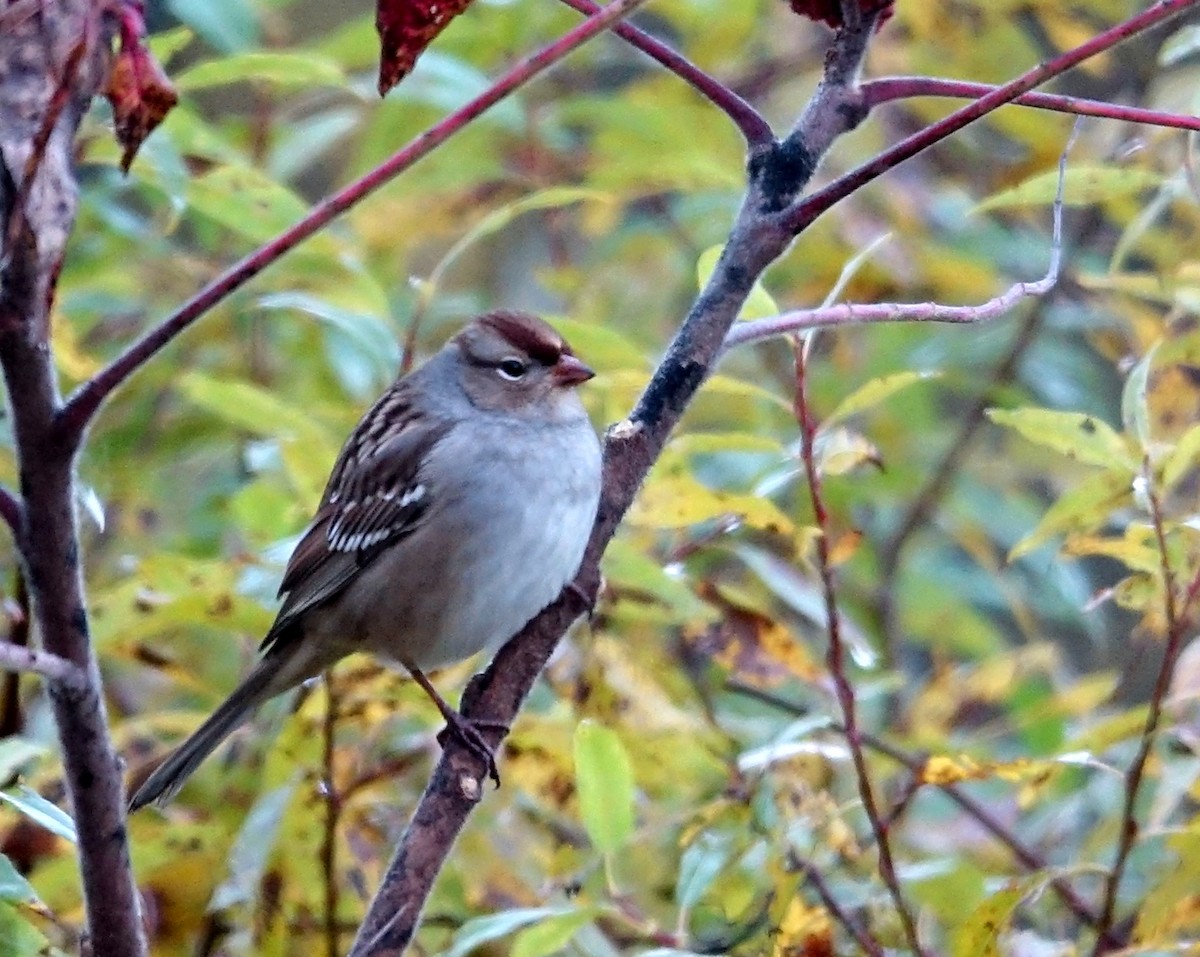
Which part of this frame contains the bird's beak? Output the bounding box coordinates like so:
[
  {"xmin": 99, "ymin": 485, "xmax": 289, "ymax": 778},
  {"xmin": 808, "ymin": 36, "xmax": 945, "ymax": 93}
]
[{"xmin": 552, "ymin": 354, "xmax": 595, "ymax": 386}]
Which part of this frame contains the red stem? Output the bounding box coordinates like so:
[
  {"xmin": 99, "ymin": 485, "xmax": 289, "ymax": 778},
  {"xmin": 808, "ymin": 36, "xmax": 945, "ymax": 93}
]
[
  {"xmin": 782, "ymin": 0, "xmax": 1199, "ymax": 233},
  {"xmin": 791, "ymin": 339, "xmax": 925, "ymax": 956},
  {"xmin": 58, "ymin": 0, "xmax": 651, "ymax": 439},
  {"xmin": 552, "ymin": 0, "xmax": 774, "ymax": 145},
  {"xmin": 863, "ymin": 76, "xmax": 1200, "ymax": 132},
  {"xmin": 1091, "ymin": 462, "xmax": 1189, "ymax": 953}
]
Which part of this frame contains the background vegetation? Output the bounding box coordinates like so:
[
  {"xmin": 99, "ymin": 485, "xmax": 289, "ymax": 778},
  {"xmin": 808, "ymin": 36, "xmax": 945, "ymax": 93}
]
[{"xmin": 2, "ymin": 0, "xmax": 1200, "ymax": 954}]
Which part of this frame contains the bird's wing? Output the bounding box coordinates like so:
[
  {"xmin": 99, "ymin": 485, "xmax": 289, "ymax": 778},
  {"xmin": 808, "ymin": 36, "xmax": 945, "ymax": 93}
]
[{"xmin": 261, "ymin": 388, "xmax": 454, "ymax": 651}]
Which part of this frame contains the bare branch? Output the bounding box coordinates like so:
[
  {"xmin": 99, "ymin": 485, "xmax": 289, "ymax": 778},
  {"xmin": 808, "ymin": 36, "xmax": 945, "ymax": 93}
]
[
  {"xmin": 553, "ymin": 0, "xmax": 774, "ymax": 145},
  {"xmin": 0, "ymin": 3, "xmax": 147, "ymax": 956},
  {"xmin": 347, "ymin": 9, "xmax": 886, "ymax": 955},
  {"xmin": 790, "ymin": 337, "xmax": 925, "ymax": 955},
  {"xmin": 789, "ymin": 852, "xmax": 884, "ymax": 957},
  {"xmin": 0, "ymin": 641, "xmax": 88, "ymax": 695},
  {"xmin": 58, "ymin": 0, "xmax": 656, "ymax": 441},
  {"xmin": 862, "ymin": 76, "xmax": 1200, "ymax": 132},
  {"xmin": 781, "ymin": 0, "xmax": 1197, "ymax": 234},
  {"xmin": 725, "ymin": 121, "xmax": 1070, "ymax": 351},
  {"xmin": 1091, "ymin": 460, "xmax": 1191, "ymax": 954}
]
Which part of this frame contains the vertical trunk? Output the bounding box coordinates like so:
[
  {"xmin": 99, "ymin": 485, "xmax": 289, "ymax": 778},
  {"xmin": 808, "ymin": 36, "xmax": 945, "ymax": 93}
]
[{"xmin": 0, "ymin": 3, "xmax": 147, "ymax": 955}]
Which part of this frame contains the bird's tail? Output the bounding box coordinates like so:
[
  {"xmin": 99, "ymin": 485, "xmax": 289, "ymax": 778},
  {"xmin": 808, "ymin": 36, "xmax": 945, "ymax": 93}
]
[{"xmin": 128, "ymin": 643, "xmax": 318, "ymax": 811}]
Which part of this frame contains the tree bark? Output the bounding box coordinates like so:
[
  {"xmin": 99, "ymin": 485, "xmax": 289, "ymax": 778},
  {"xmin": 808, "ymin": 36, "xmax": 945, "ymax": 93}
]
[{"xmin": 0, "ymin": 3, "xmax": 147, "ymax": 956}]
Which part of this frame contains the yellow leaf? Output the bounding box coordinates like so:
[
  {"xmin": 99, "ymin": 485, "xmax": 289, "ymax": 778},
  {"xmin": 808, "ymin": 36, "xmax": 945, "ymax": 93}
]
[
  {"xmin": 631, "ymin": 472, "xmax": 793, "ymax": 534},
  {"xmin": 1009, "ymin": 469, "xmax": 1131, "ymax": 560},
  {"xmin": 1062, "ymin": 528, "xmax": 1160, "ymax": 574},
  {"xmin": 988, "ymin": 407, "xmax": 1139, "ymax": 472},
  {"xmin": 975, "ymin": 165, "xmax": 1165, "ymax": 212},
  {"xmin": 815, "ymin": 427, "xmax": 881, "ymax": 476}
]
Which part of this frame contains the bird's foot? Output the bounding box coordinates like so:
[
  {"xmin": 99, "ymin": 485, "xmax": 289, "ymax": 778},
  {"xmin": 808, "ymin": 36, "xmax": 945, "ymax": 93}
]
[{"xmin": 435, "ymin": 713, "xmax": 509, "ymax": 787}]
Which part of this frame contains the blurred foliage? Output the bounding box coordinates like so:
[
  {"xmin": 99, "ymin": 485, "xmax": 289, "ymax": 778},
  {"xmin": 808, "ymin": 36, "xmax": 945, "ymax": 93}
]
[{"xmin": 1, "ymin": 0, "xmax": 1199, "ymax": 954}]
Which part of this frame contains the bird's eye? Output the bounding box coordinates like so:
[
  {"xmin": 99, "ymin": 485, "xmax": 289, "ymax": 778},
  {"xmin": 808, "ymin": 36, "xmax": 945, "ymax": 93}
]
[{"xmin": 497, "ymin": 358, "xmax": 527, "ymax": 380}]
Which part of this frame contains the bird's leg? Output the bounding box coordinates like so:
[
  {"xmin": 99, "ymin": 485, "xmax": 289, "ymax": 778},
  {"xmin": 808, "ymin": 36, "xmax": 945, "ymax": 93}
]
[{"xmin": 407, "ymin": 666, "xmax": 506, "ymax": 786}]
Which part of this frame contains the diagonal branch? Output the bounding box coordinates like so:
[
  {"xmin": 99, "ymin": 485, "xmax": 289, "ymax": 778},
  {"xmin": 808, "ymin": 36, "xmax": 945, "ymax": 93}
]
[
  {"xmin": 862, "ymin": 76, "xmax": 1200, "ymax": 132},
  {"xmin": 781, "ymin": 0, "xmax": 1198, "ymax": 234},
  {"xmin": 552, "ymin": 0, "xmax": 774, "ymax": 145},
  {"xmin": 57, "ymin": 0, "xmax": 656, "ymax": 443}
]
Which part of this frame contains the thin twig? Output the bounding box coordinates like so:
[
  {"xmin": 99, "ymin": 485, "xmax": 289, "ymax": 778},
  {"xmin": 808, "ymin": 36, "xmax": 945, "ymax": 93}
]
[
  {"xmin": 728, "ymin": 122, "xmax": 1070, "ymax": 350},
  {"xmin": 781, "ymin": 0, "xmax": 1197, "ymax": 233},
  {"xmin": 1091, "ymin": 461, "xmax": 1190, "ymax": 954},
  {"xmin": 0, "ymin": 640, "xmax": 88, "ymax": 695},
  {"xmin": 553, "ymin": 0, "xmax": 774, "ymax": 145},
  {"xmin": 790, "ymin": 339, "xmax": 925, "ymax": 956},
  {"xmin": 789, "ymin": 852, "xmax": 885, "ymax": 957},
  {"xmin": 58, "ymin": 0, "xmax": 656, "ymax": 439},
  {"xmin": 862, "ymin": 76, "xmax": 1200, "ymax": 132}
]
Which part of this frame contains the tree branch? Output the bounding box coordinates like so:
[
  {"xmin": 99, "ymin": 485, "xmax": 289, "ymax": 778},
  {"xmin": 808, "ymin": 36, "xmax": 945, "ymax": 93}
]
[
  {"xmin": 781, "ymin": 0, "xmax": 1198, "ymax": 234},
  {"xmin": 862, "ymin": 76, "xmax": 1200, "ymax": 132},
  {"xmin": 57, "ymin": 0, "xmax": 656, "ymax": 441},
  {"xmin": 722, "ymin": 150, "xmax": 1063, "ymax": 349},
  {"xmin": 791, "ymin": 336, "xmax": 925, "ymax": 955},
  {"xmin": 1091, "ymin": 461, "xmax": 1192, "ymax": 953},
  {"xmin": 0, "ymin": 4, "xmax": 146, "ymax": 956},
  {"xmin": 553, "ymin": 0, "xmax": 775, "ymax": 145},
  {"xmin": 789, "ymin": 852, "xmax": 884, "ymax": 957},
  {"xmin": 0, "ymin": 641, "xmax": 88, "ymax": 695},
  {"xmin": 346, "ymin": 13, "xmax": 887, "ymax": 956}
]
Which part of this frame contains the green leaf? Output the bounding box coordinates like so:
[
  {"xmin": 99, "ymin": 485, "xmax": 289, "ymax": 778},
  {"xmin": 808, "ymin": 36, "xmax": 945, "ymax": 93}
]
[
  {"xmin": 255, "ymin": 291, "xmax": 400, "ymax": 395},
  {"xmin": 0, "ymin": 900, "xmax": 46, "ymax": 957},
  {"xmin": 1160, "ymin": 24, "xmax": 1200, "ymax": 65},
  {"xmin": 147, "ymin": 26, "xmax": 195, "ymax": 64},
  {"xmin": 177, "ymin": 372, "xmax": 335, "ymax": 447},
  {"xmin": 951, "ymin": 883, "xmax": 1024, "ymax": 957},
  {"xmin": 600, "ymin": 539, "xmax": 713, "ymax": 623},
  {"xmin": 697, "ymin": 245, "xmax": 777, "ymax": 320},
  {"xmin": 1009, "ymin": 468, "xmax": 1131, "ymax": 559},
  {"xmin": 1161, "ymin": 422, "xmax": 1200, "ymax": 489},
  {"xmin": 0, "ymin": 787, "xmax": 76, "ymax": 843},
  {"xmin": 814, "ymin": 427, "xmax": 880, "ymax": 476},
  {"xmin": 510, "ymin": 908, "xmax": 597, "ymax": 957},
  {"xmin": 987, "ymin": 407, "xmax": 1138, "ymax": 471},
  {"xmin": 0, "ymin": 856, "xmax": 35, "ymax": 904},
  {"xmin": 975, "ymin": 166, "xmax": 1166, "ymax": 211},
  {"xmin": 423, "ymin": 189, "xmax": 612, "ymax": 298},
  {"xmin": 186, "ymin": 165, "xmax": 319, "ymax": 245},
  {"xmin": 0, "ymin": 740, "xmax": 45, "ymax": 784},
  {"xmin": 176, "ymin": 51, "xmax": 346, "ymax": 91},
  {"xmin": 825, "ymin": 371, "xmax": 940, "ymax": 426},
  {"xmin": 1135, "ymin": 828, "xmax": 1200, "ymax": 942},
  {"xmin": 676, "ymin": 833, "xmax": 731, "ymax": 913},
  {"xmin": 1121, "ymin": 345, "xmax": 1156, "ymax": 449},
  {"xmin": 444, "ymin": 907, "xmax": 578, "ymax": 957},
  {"xmin": 574, "ymin": 720, "xmax": 635, "ymax": 854}
]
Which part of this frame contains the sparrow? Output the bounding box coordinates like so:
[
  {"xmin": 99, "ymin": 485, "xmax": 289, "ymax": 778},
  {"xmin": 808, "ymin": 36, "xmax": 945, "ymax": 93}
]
[{"xmin": 130, "ymin": 310, "xmax": 602, "ymax": 810}]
